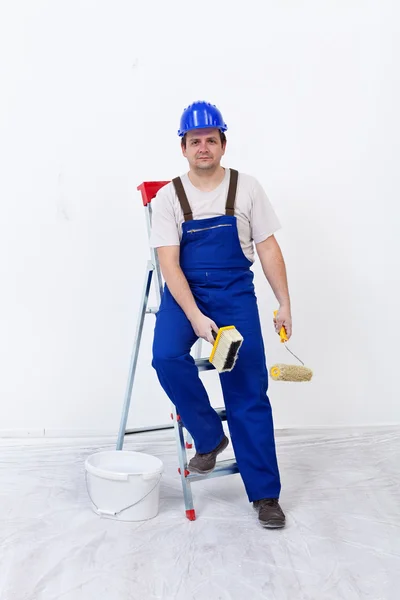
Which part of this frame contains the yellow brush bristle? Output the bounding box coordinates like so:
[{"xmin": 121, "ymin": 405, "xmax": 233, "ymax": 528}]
[{"xmin": 270, "ymin": 364, "xmax": 313, "ymax": 382}]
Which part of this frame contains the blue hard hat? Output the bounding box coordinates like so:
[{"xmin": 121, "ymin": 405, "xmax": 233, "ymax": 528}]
[{"xmin": 178, "ymin": 101, "xmax": 227, "ymax": 137}]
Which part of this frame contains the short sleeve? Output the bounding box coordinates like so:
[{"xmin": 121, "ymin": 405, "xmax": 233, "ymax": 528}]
[
  {"xmin": 149, "ymin": 187, "xmax": 180, "ymax": 248},
  {"xmin": 250, "ymin": 178, "xmax": 281, "ymax": 244}
]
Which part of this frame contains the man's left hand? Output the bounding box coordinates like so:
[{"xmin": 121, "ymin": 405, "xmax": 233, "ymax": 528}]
[{"xmin": 274, "ymin": 305, "xmax": 292, "ymax": 341}]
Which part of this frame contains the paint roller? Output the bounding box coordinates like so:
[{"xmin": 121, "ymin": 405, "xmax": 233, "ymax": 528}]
[{"xmin": 269, "ymin": 310, "xmax": 313, "ymax": 382}]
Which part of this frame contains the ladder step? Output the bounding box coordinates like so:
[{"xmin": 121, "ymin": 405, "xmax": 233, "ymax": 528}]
[
  {"xmin": 195, "ymin": 358, "xmax": 214, "ymax": 371},
  {"xmin": 187, "ymin": 458, "xmax": 238, "ymax": 482},
  {"xmin": 146, "ymin": 307, "xmax": 159, "ymax": 314},
  {"xmin": 124, "ymin": 423, "xmax": 173, "ymax": 435}
]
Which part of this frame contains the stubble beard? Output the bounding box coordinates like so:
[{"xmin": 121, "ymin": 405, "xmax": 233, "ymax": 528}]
[{"xmin": 193, "ymin": 157, "xmax": 219, "ymax": 173}]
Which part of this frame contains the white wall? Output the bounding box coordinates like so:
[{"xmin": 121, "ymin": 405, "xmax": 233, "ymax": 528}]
[{"xmin": 0, "ymin": 0, "xmax": 399, "ymax": 437}]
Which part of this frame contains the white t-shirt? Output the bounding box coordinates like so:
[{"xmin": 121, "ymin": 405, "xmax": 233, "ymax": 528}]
[{"xmin": 149, "ymin": 168, "xmax": 281, "ymax": 263}]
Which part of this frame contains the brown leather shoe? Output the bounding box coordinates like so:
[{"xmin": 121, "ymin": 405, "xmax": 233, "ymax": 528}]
[
  {"xmin": 253, "ymin": 498, "xmax": 286, "ymax": 529},
  {"xmin": 188, "ymin": 435, "xmax": 229, "ymax": 474}
]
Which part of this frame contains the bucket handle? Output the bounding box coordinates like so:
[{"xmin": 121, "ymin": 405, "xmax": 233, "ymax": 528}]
[{"xmin": 85, "ymin": 471, "xmax": 162, "ymax": 517}]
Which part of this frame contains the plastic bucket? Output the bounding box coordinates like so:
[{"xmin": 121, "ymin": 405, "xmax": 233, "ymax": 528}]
[{"xmin": 85, "ymin": 450, "xmax": 163, "ymax": 522}]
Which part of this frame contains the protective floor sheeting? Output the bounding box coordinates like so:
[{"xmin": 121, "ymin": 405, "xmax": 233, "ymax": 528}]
[{"xmin": 1, "ymin": 426, "xmax": 399, "ymax": 600}]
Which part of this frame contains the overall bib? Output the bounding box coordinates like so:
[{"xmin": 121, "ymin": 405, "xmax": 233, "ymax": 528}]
[{"xmin": 152, "ymin": 169, "xmax": 281, "ymax": 501}]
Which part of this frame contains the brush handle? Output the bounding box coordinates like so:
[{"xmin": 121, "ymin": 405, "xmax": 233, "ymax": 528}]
[{"xmin": 273, "ymin": 310, "xmax": 288, "ymax": 343}]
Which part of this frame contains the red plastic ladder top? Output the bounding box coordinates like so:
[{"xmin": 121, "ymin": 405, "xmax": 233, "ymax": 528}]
[{"xmin": 137, "ymin": 181, "xmax": 170, "ymax": 206}]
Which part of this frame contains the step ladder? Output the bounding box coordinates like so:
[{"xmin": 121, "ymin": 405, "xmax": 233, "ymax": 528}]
[{"xmin": 116, "ymin": 180, "xmax": 239, "ymax": 521}]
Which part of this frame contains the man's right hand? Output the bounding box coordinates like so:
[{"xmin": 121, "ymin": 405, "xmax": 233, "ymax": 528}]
[{"xmin": 189, "ymin": 311, "xmax": 219, "ymax": 344}]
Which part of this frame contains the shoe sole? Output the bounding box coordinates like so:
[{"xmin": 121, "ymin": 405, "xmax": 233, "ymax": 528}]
[
  {"xmin": 260, "ymin": 521, "xmax": 286, "ymax": 529},
  {"xmin": 187, "ymin": 436, "xmax": 229, "ymax": 475}
]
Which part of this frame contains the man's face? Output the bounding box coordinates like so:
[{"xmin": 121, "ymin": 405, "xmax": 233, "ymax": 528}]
[{"xmin": 182, "ymin": 128, "xmax": 226, "ymax": 171}]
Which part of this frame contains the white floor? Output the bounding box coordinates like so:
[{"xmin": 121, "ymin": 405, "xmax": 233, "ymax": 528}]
[{"xmin": 1, "ymin": 426, "xmax": 399, "ymax": 600}]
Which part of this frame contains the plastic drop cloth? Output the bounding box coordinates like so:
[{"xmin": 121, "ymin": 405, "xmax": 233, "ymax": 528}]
[{"xmin": 0, "ymin": 426, "xmax": 399, "ymax": 600}]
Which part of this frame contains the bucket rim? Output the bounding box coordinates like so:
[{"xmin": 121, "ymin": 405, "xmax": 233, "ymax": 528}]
[{"xmin": 85, "ymin": 450, "xmax": 164, "ymax": 479}]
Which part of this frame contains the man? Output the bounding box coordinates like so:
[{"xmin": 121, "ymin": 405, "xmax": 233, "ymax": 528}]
[{"xmin": 150, "ymin": 101, "xmax": 292, "ymax": 529}]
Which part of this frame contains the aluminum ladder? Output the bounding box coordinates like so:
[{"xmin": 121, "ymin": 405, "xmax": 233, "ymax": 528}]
[{"xmin": 116, "ymin": 180, "xmax": 238, "ymax": 521}]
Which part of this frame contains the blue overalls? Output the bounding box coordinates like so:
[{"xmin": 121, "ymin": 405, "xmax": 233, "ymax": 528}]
[{"xmin": 152, "ymin": 169, "xmax": 281, "ymax": 502}]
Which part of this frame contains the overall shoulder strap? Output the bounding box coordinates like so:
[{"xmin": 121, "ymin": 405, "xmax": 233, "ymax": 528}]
[
  {"xmin": 225, "ymin": 169, "xmax": 239, "ymax": 216},
  {"xmin": 172, "ymin": 177, "xmax": 193, "ymax": 222}
]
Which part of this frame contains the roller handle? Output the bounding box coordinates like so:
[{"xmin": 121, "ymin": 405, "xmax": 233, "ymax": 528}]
[{"xmin": 274, "ymin": 310, "xmax": 288, "ymax": 343}]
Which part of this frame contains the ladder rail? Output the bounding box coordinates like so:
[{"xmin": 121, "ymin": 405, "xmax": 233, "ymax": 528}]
[
  {"xmin": 172, "ymin": 407, "xmax": 195, "ymax": 516},
  {"xmin": 146, "ymin": 204, "xmax": 164, "ymax": 306},
  {"xmin": 116, "ymin": 260, "xmax": 154, "ymax": 450}
]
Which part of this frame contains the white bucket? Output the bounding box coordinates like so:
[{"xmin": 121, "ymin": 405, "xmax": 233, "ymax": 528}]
[{"xmin": 85, "ymin": 450, "xmax": 163, "ymax": 522}]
